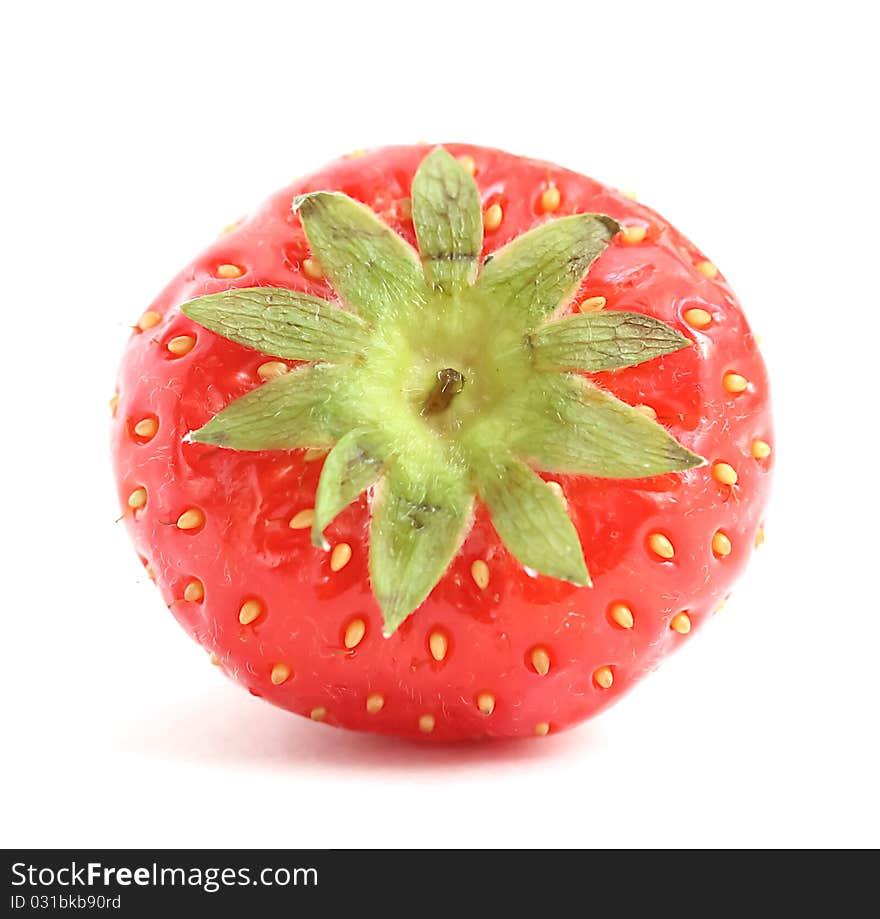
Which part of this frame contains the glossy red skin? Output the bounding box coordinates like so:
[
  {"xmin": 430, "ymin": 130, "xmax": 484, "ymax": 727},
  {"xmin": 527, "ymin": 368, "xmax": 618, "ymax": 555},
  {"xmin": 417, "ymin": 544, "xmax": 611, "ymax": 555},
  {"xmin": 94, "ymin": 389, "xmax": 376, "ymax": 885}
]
[{"xmin": 111, "ymin": 144, "xmax": 772, "ymax": 741}]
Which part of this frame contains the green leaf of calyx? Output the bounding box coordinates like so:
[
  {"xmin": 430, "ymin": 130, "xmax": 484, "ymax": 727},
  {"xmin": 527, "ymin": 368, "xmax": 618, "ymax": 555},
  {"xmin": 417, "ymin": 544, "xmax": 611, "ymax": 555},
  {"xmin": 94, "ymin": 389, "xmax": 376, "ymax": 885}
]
[
  {"xmin": 516, "ymin": 376, "xmax": 705, "ymax": 478},
  {"xmin": 475, "ymin": 213, "xmax": 620, "ymax": 328},
  {"xmin": 530, "ymin": 311, "xmax": 691, "ymax": 373},
  {"xmin": 312, "ymin": 429, "xmax": 386, "ymax": 548},
  {"xmin": 411, "ymin": 147, "xmax": 483, "ymax": 292},
  {"xmin": 181, "ymin": 288, "xmax": 370, "ymax": 363},
  {"xmin": 369, "ymin": 472, "xmax": 473, "ymax": 636},
  {"xmin": 293, "ymin": 191, "xmax": 426, "ymax": 323},
  {"xmin": 188, "ymin": 364, "xmax": 350, "ymax": 451},
  {"xmin": 476, "ymin": 455, "xmax": 590, "ymax": 586}
]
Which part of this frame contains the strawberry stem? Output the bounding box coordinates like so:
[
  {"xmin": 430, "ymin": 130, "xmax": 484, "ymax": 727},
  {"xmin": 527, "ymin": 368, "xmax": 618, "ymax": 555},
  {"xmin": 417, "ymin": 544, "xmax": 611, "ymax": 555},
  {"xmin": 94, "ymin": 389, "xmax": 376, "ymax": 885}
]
[{"xmin": 422, "ymin": 368, "xmax": 466, "ymax": 416}]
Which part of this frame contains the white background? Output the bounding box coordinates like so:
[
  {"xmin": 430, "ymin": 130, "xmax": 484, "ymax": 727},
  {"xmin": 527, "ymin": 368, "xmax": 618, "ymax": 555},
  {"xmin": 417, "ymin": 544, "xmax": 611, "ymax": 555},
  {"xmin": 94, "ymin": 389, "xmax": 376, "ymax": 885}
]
[{"xmin": 3, "ymin": 1, "xmax": 877, "ymax": 849}]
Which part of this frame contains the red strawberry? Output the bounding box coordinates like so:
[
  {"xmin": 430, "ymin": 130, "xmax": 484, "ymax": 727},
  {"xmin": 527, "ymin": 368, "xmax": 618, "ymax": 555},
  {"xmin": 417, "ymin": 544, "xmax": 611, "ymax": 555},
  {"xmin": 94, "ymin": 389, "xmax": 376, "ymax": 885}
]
[{"xmin": 111, "ymin": 144, "xmax": 772, "ymax": 740}]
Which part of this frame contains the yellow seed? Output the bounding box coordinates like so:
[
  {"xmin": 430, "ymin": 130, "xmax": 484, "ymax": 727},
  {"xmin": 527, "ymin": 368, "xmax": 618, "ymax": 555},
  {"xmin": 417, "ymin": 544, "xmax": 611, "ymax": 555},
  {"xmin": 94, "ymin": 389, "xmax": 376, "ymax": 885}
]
[
  {"xmin": 752, "ymin": 439, "xmax": 772, "ymax": 460},
  {"xmin": 209, "ymin": 653, "xmax": 221, "ymax": 666},
  {"xmin": 331, "ymin": 542, "xmax": 352, "ymax": 572},
  {"xmin": 127, "ymin": 487, "xmax": 147, "ymax": 510},
  {"xmin": 257, "ymin": 361, "xmax": 289, "ymax": 381},
  {"xmin": 531, "ymin": 647, "xmax": 551, "ymax": 676},
  {"xmin": 619, "ymin": 189, "xmax": 638, "ymax": 200},
  {"xmin": 540, "ymin": 184, "xmax": 561, "ymax": 212},
  {"xmin": 712, "ymin": 531, "xmax": 732, "ymax": 557},
  {"xmin": 183, "ymin": 579, "xmax": 204, "ymax": 603},
  {"xmin": 429, "ymin": 631, "xmax": 448, "ymax": 662},
  {"xmin": 220, "ymin": 221, "xmax": 238, "ymax": 235},
  {"xmin": 609, "ymin": 602, "xmax": 634, "ymax": 630},
  {"xmin": 714, "ymin": 599, "xmax": 727, "ymax": 615},
  {"xmin": 683, "ymin": 308, "xmax": 712, "ymax": 329},
  {"xmin": 579, "ymin": 296, "xmax": 607, "ymax": 312},
  {"xmin": 546, "ymin": 481, "xmax": 565, "ymax": 503},
  {"xmin": 348, "ymin": 148, "xmax": 367, "ymax": 158},
  {"xmin": 310, "ymin": 706, "xmax": 327, "ymax": 722},
  {"xmin": 270, "ymin": 663, "xmax": 291, "ymax": 685},
  {"xmin": 176, "ymin": 508, "xmax": 204, "ymax": 530},
  {"xmin": 712, "ymin": 462, "xmax": 738, "ymax": 486},
  {"xmin": 133, "ymin": 417, "xmax": 158, "ymax": 439},
  {"xmin": 397, "ymin": 197, "xmax": 412, "ymax": 219},
  {"xmin": 755, "ymin": 526, "xmax": 765, "ymax": 548},
  {"xmin": 723, "ymin": 372, "xmax": 749, "ymax": 393},
  {"xmin": 471, "ymin": 559, "xmax": 490, "ymax": 590},
  {"xmin": 166, "ymin": 335, "xmax": 196, "ymax": 356},
  {"xmin": 418, "ymin": 714, "xmax": 436, "ymax": 734},
  {"xmin": 484, "ymin": 203, "xmax": 503, "ymax": 231},
  {"xmin": 303, "ymin": 258, "xmax": 324, "ymax": 279},
  {"xmin": 145, "ymin": 564, "xmax": 156, "ymax": 581},
  {"xmin": 593, "ymin": 665, "xmax": 614, "ymax": 689},
  {"xmin": 109, "ymin": 393, "xmax": 119, "ymax": 417},
  {"xmin": 289, "ymin": 508, "xmax": 315, "ymax": 529},
  {"xmin": 648, "ymin": 533, "xmax": 675, "ymax": 560},
  {"xmin": 303, "ymin": 447, "xmax": 327, "ymax": 462},
  {"xmin": 670, "ymin": 611, "xmax": 691, "ymax": 634},
  {"xmin": 344, "ymin": 617, "xmax": 366, "ymax": 649},
  {"xmin": 476, "ymin": 693, "xmax": 496, "ymax": 715},
  {"xmin": 366, "ymin": 693, "xmax": 384, "ymax": 714},
  {"xmin": 635, "ymin": 404, "xmax": 657, "ymax": 420},
  {"xmin": 458, "ymin": 155, "xmax": 476, "ymax": 176},
  {"xmin": 137, "ymin": 310, "xmax": 161, "ymax": 331},
  {"xmin": 621, "ymin": 225, "xmax": 647, "ymax": 244},
  {"xmin": 534, "ymin": 722, "xmax": 551, "ymax": 736},
  {"xmin": 216, "ymin": 263, "xmax": 244, "ymax": 279},
  {"xmin": 696, "ymin": 260, "xmax": 718, "ymax": 278},
  {"xmin": 238, "ymin": 598, "xmax": 263, "ymax": 625}
]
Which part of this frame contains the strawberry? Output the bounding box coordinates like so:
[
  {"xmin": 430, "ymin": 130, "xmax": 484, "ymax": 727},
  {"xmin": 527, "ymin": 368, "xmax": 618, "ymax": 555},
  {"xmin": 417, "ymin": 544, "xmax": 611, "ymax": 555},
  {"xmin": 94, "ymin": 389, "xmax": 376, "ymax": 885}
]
[{"xmin": 111, "ymin": 144, "xmax": 772, "ymax": 740}]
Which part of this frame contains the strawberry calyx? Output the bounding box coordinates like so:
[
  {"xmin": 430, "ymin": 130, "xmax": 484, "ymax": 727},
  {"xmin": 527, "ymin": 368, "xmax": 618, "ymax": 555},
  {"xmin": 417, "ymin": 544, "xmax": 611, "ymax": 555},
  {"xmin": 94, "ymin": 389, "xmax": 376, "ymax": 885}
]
[{"xmin": 182, "ymin": 147, "xmax": 704, "ymax": 635}]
